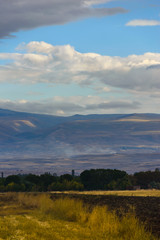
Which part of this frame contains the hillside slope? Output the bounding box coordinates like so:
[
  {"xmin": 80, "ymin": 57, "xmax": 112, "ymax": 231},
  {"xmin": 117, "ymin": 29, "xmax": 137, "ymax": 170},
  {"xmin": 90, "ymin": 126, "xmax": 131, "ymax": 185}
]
[{"xmin": 0, "ymin": 109, "xmax": 160, "ymax": 174}]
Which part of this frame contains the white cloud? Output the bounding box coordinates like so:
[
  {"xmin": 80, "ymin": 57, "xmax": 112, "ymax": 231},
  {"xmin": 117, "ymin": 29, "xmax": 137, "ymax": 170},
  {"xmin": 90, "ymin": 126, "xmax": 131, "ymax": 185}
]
[
  {"xmin": 0, "ymin": 97, "xmax": 140, "ymax": 116},
  {"xmin": 84, "ymin": 0, "xmax": 113, "ymax": 6},
  {"xmin": 94, "ymin": 86, "xmax": 111, "ymax": 93},
  {"xmin": 0, "ymin": 42, "xmax": 160, "ymax": 93},
  {"xmin": 126, "ymin": 19, "xmax": 160, "ymax": 26}
]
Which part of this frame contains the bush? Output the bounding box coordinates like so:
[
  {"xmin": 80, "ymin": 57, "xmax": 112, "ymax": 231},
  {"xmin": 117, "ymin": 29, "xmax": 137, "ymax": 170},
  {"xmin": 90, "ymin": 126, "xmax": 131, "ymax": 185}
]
[{"xmin": 6, "ymin": 182, "xmax": 25, "ymax": 192}]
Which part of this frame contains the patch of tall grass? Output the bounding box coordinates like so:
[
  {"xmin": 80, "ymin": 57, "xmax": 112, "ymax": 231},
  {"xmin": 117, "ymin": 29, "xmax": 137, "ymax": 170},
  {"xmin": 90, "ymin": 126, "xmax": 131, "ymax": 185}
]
[
  {"xmin": 15, "ymin": 193, "xmax": 89, "ymax": 223},
  {"xmin": 0, "ymin": 193, "xmax": 157, "ymax": 240}
]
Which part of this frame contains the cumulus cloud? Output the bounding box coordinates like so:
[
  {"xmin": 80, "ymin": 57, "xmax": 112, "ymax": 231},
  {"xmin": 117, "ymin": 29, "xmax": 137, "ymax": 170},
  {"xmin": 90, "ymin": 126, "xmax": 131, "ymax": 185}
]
[
  {"xmin": 126, "ymin": 19, "xmax": 160, "ymax": 26},
  {"xmin": 0, "ymin": 97, "xmax": 140, "ymax": 116},
  {"xmin": 0, "ymin": 0, "xmax": 127, "ymax": 38},
  {"xmin": 0, "ymin": 41, "xmax": 160, "ymax": 93}
]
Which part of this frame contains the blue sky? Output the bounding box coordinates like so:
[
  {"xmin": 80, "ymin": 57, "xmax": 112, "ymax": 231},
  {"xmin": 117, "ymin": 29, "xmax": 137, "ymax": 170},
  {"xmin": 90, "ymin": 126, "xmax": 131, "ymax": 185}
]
[{"xmin": 0, "ymin": 0, "xmax": 160, "ymax": 115}]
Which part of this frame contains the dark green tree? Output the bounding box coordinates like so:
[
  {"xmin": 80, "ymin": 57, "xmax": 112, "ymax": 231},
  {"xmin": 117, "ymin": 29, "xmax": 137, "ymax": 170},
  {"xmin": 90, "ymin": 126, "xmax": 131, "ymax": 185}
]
[{"xmin": 5, "ymin": 175, "xmax": 21, "ymax": 185}]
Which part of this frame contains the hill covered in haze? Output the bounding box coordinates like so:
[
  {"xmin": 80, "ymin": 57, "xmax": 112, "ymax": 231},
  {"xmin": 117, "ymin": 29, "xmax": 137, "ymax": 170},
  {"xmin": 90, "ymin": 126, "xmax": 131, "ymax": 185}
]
[{"xmin": 0, "ymin": 108, "xmax": 160, "ymax": 175}]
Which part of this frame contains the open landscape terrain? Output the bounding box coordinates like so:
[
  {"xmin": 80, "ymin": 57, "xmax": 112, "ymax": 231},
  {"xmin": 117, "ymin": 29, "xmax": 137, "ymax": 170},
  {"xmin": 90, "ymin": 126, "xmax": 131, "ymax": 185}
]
[
  {"xmin": 56, "ymin": 189, "xmax": 160, "ymax": 197},
  {"xmin": 0, "ymin": 192, "xmax": 159, "ymax": 240},
  {"xmin": 0, "ymin": 108, "xmax": 160, "ymax": 175},
  {"xmin": 0, "ymin": 1, "xmax": 159, "ymax": 240},
  {"xmin": 51, "ymin": 190, "xmax": 160, "ymax": 238}
]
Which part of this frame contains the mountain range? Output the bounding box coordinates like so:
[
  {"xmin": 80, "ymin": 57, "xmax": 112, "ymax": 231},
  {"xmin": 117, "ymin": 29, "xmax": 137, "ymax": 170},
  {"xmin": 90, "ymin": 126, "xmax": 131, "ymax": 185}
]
[{"xmin": 0, "ymin": 108, "xmax": 160, "ymax": 175}]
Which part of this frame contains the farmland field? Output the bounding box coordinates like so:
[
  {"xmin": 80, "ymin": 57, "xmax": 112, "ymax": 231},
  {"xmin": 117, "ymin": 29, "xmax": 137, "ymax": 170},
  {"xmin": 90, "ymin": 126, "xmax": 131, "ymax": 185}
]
[
  {"xmin": 54, "ymin": 189, "xmax": 160, "ymax": 197},
  {"xmin": 51, "ymin": 191, "xmax": 160, "ymax": 238},
  {"xmin": 0, "ymin": 192, "xmax": 158, "ymax": 240}
]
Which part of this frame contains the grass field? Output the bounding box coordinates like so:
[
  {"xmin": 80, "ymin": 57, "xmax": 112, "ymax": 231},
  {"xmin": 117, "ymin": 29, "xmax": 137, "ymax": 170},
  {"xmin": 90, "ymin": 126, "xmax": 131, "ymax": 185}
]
[
  {"xmin": 0, "ymin": 193, "xmax": 158, "ymax": 240},
  {"xmin": 58, "ymin": 189, "xmax": 160, "ymax": 197}
]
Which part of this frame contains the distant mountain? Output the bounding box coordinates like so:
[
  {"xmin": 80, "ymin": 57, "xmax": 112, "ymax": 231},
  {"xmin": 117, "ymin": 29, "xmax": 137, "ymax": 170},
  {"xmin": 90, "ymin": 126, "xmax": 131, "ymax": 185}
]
[{"xmin": 0, "ymin": 108, "xmax": 160, "ymax": 175}]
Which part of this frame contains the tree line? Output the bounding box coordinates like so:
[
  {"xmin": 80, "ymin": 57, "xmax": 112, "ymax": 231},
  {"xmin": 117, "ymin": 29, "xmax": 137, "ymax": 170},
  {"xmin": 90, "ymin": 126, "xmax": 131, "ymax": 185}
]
[{"xmin": 0, "ymin": 168, "xmax": 160, "ymax": 192}]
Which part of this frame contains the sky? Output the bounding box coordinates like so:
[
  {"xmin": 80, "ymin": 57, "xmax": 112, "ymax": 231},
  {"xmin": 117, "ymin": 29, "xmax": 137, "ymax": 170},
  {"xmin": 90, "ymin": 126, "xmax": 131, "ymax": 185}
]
[{"xmin": 0, "ymin": 0, "xmax": 160, "ymax": 116}]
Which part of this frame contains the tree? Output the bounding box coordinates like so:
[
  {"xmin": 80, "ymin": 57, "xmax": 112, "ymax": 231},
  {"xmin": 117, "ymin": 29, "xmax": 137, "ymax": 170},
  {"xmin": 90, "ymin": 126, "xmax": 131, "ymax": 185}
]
[
  {"xmin": 60, "ymin": 174, "xmax": 73, "ymax": 182},
  {"xmin": 24, "ymin": 174, "xmax": 40, "ymax": 185},
  {"xmin": 6, "ymin": 182, "xmax": 25, "ymax": 192},
  {"xmin": 40, "ymin": 173, "xmax": 57, "ymax": 191},
  {"xmin": 5, "ymin": 175, "xmax": 21, "ymax": 185},
  {"xmin": 80, "ymin": 169, "xmax": 127, "ymax": 190}
]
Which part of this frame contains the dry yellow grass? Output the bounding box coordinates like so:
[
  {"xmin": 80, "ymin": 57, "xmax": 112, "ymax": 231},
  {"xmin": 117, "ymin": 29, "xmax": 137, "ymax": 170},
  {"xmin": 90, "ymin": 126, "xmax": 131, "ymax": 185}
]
[
  {"xmin": 0, "ymin": 193, "xmax": 158, "ymax": 240},
  {"xmin": 56, "ymin": 189, "xmax": 160, "ymax": 197}
]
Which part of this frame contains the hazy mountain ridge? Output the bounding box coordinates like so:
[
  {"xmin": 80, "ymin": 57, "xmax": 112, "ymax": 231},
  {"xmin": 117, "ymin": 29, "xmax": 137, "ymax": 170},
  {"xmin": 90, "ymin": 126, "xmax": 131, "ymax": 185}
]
[{"xmin": 0, "ymin": 108, "xmax": 160, "ymax": 174}]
